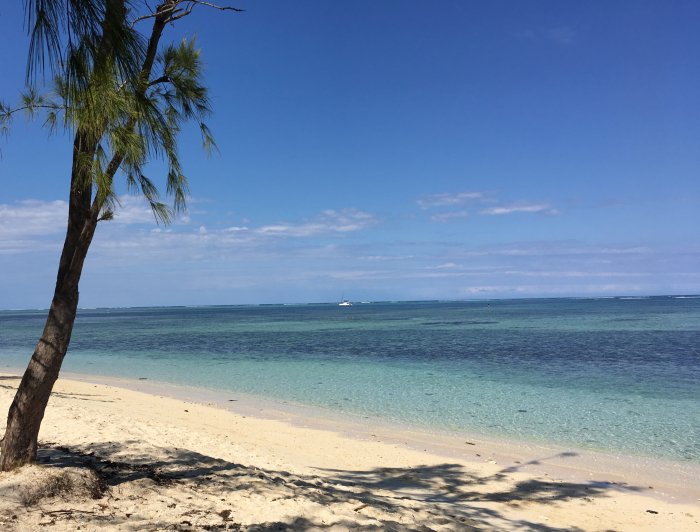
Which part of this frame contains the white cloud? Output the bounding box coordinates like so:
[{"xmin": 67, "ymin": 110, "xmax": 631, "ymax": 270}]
[
  {"xmin": 478, "ymin": 201, "xmax": 561, "ymax": 216},
  {"xmin": 316, "ymin": 209, "xmax": 379, "ymax": 232},
  {"xmin": 417, "ymin": 191, "xmax": 560, "ymax": 219},
  {"xmin": 463, "ymin": 283, "xmax": 647, "ymax": 296},
  {"xmin": 0, "ymin": 200, "xmax": 67, "ymax": 254},
  {"xmin": 256, "ymin": 208, "xmax": 379, "ymax": 237},
  {"xmin": 416, "ymin": 191, "xmax": 495, "ymax": 209},
  {"xmin": 111, "ymin": 196, "xmax": 161, "ymax": 225},
  {"xmin": 0, "ymin": 196, "xmax": 185, "ymax": 240},
  {"xmin": 80, "ymin": 207, "xmax": 381, "ymax": 267},
  {"xmin": 502, "ymin": 270, "xmax": 651, "ymax": 278},
  {"xmin": 0, "ymin": 200, "xmax": 67, "ymax": 238},
  {"xmin": 3, "ymin": 198, "xmax": 377, "ymax": 246},
  {"xmin": 462, "ymin": 285, "xmax": 514, "ymax": 294},
  {"xmin": 456, "ymin": 244, "xmax": 653, "ymax": 258},
  {"xmin": 359, "ymin": 255, "xmax": 414, "ymax": 261},
  {"xmin": 430, "ymin": 211, "xmax": 469, "ymax": 223},
  {"xmin": 0, "ymin": 238, "xmax": 63, "ymax": 254},
  {"xmin": 421, "ymin": 263, "xmax": 493, "ymax": 271},
  {"xmin": 111, "ymin": 196, "xmax": 211, "ymax": 225},
  {"xmin": 326, "ymin": 270, "xmax": 387, "ymax": 280}
]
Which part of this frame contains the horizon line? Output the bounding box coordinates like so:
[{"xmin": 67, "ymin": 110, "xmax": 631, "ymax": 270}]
[{"xmin": 2, "ymin": 293, "xmax": 699, "ymax": 312}]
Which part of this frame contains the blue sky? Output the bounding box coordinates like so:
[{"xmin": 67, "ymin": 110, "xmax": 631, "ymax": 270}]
[{"xmin": 1, "ymin": 1, "xmax": 698, "ymax": 308}]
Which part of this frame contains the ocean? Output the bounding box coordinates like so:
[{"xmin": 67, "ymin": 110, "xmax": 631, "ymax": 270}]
[{"xmin": 1, "ymin": 297, "xmax": 698, "ymax": 462}]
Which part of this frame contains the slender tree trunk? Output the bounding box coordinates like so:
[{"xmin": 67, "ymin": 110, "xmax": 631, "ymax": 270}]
[
  {"xmin": 0, "ymin": 3, "xmax": 171, "ymax": 471},
  {"xmin": 0, "ymin": 168, "xmax": 98, "ymax": 469}
]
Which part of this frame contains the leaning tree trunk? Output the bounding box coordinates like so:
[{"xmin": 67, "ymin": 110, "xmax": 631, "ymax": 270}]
[
  {"xmin": 0, "ymin": 2, "xmax": 172, "ymax": 471},
  {"xmin": 0, "ymin": 169, "xmax": 98, "ymax": 470}
]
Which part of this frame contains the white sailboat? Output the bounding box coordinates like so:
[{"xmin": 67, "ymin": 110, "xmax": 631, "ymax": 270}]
[{"xmin": 339, "ymin": 292, "xmax": 353, "ymax": 306}]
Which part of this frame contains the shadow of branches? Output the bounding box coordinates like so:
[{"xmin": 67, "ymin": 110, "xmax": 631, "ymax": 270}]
[
  {"xmin": 4, "ymin": 440, "xmax": 640, "ymax": 532},
  {"xmin": 0, "ymin": 375, "xmax": 21, "ymax": 392}
]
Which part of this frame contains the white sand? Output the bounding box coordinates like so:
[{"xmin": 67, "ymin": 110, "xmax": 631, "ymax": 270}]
[{"xmin": 1, "ymin": 373, "xmax": 698, "ymax": 531}]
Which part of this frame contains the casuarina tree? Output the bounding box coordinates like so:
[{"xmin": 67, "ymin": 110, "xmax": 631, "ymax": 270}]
[{"xmin": 0, "ymin": 0, "xmax": 240, "ymax": 471}]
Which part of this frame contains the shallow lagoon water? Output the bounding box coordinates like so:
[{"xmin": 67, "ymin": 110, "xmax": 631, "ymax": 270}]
[{"xmin": 1, "ymin": 297, "xmax": 698, "ymax": 462}]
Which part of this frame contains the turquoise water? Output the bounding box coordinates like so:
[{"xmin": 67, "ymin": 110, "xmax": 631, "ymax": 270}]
[{"xmin": 1, "ymin": 297, "xmax": 699, "ymax": 462}]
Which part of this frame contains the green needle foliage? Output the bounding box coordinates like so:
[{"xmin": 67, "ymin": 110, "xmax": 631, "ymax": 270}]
[{"xmin": 2, "ymin": 28, "xmax": 215, "ymax": 224}]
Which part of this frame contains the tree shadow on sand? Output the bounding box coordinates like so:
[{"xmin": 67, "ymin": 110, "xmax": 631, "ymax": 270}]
[
  {"xmin": 1, "ymin": 440, "xmax": 643, "ymax": 532},
  {"xmin": 0, "ymin": 375, "xmax": 22, "ymax": 391}
]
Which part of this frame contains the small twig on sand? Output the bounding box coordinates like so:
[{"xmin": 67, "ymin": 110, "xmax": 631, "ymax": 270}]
[{"xmin": 42, "ymin": 509, "xmax": 97, "ymax": 515}]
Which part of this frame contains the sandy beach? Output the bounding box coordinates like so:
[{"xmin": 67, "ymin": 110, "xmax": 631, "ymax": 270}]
[{"xmin": 1, "ymin": 373, "xmax": 698, "ymax": 532}]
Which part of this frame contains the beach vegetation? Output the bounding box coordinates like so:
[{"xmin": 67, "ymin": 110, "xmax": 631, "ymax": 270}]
[
  {"xmin": 19, "ymin": 467, "xmax": 106, "ymax": 506},
  {"xmin": 0, "ymin": 0, "xmax": 240, "ymax": 471}
]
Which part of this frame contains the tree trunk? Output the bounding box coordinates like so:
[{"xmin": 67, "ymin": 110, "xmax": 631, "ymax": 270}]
[
  {"xmin": 0, "ymin": 182, "xmax": 97, "ymax": 470},
  {"xmin": 0, "ymin": 3, "xmax": 171, "ymax": 471}
]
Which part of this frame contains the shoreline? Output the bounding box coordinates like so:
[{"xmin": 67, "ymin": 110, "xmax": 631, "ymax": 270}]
[
  {"xmin": 3, "ymin": 368, "xmax": 699, "ymax": 505},
  {"xmin": 1, "ymin": 371, "xmax": 698, "ymax": 531}
]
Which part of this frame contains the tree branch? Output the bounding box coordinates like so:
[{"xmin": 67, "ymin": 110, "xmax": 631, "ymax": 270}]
[
  {"xmin": 90, "ymin": 136, "xmax": 129, "ymax": 219},
  {"xmin": 166, "ymin": 4, "xmax": 195, "ymax": 23},
  {"xmin": 131, "ymin": 1, "xmax": 243, "ymax": 28},
  {"xmin": 130, "ymin": 13, "xmax": 159, "ymax": 28},
  {"xmin": 187, "ymin": 1, "xmax": 244, "ymax": 13},
  {"xmin": 131, "ymin": 6, "xmax": 179, "ymax": 29},
  {"xmin": 148, "ymin": 75, "xmax": 170, "ymax": 86},
  {"xmin": 2, "ymin": 104, "xmax": 64, "ymax": 114}
]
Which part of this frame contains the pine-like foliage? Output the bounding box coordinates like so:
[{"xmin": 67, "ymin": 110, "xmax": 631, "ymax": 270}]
[
  {"xmin": 1, "ymin": 1, "xmax": 222, "ymax": 224},
  {"xmin": 24, "ymin": 0, "xmax": 145, "ymax": 84}
]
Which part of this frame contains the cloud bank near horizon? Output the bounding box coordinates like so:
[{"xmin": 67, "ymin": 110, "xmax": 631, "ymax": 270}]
[{"xmin": 0, "ymin": 194, "xmax": 698, "ymax": 308}]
